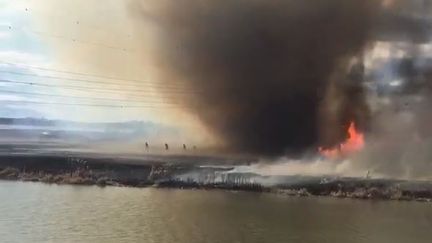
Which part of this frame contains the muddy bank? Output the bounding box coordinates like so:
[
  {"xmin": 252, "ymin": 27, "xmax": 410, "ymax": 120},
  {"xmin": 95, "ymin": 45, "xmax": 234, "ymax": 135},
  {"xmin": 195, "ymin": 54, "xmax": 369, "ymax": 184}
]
[
  {"xmin": 0, "ymin": 154, "xmax": 196, "ymax": 187},
  {"xmin": 0, "ymin": 155, "xmax": 431, "ymax": 202},
  {"xmin": 275, "ymin": 178, "xmax": 432, "ymax": 202}
]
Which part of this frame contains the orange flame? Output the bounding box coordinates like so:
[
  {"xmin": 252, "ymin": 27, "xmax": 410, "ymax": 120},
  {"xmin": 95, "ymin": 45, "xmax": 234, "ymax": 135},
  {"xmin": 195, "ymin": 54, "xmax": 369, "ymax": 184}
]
[{"xmin": 319, "ymin": 122, "xmax": 364, "ymax": 159}]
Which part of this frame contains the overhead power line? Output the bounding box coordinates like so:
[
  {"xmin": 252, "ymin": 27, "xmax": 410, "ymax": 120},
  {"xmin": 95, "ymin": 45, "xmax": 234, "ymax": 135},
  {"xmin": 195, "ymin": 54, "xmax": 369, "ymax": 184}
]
[
  {"xmin": 0, "ymin": 70, "xmax": 198, "ymax": 93},
  {"xmin": 0, "ymin": 89, "xmax": 180, "ymax": 105},
  {"xmin": 30, "ymin": 29, "xmax": 132, "ymax": 51},
  {"xmin": 0, "ymin": 78, "xmax": 194, "ymax": 96},
  {"xmin": 0, "ymin": 100, "xmax": 177, "ymax": 109},
  {"xmin": 6, "ymin": 25, "xmax": 134, "ymax": 52},
  {"xmin": 0, "ymin": 61, "xmax": 141, "ymax": 84},
  {"xmin": 0, "ymin": 80, "xmax": 180, "ymax": 100},
  {"xmin": 0, "ymin": 61, "xmax": 191, "ymax": 89}
]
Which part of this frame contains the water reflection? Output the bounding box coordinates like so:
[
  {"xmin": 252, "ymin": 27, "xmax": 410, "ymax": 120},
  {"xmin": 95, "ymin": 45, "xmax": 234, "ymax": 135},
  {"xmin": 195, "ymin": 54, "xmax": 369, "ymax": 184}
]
[{"xmin": 0, "ymin": 181, "xmax": 430, "ymax": 243}]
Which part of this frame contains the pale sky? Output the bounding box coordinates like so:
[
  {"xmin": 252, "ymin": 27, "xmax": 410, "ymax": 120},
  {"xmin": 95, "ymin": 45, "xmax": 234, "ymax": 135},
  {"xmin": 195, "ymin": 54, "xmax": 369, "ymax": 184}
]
[
  {"xmin": 0, "ymin": 0, "xmax": 190, "ymax": 124},
  {"xmin": 0, "ymin": 0, "xmax": 215, "ymax": 146}
]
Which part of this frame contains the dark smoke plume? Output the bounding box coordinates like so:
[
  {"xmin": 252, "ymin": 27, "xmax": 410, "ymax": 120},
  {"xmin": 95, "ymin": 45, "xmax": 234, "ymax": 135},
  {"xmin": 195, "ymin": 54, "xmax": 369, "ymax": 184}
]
[{"xmin": 132, "ymin": 0, "xmax": 381, "ymax": 156}]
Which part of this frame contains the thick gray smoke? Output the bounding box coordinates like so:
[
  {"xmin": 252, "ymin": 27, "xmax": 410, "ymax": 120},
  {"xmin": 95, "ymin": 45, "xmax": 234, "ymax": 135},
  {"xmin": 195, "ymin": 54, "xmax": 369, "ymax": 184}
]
[
  {"xmin": 131, "ymin": 0, "xmax": 380, "ymax": 156},
  {"xmin": 358, "ymin": 46, "xmax": 432, "ymax": 180}
]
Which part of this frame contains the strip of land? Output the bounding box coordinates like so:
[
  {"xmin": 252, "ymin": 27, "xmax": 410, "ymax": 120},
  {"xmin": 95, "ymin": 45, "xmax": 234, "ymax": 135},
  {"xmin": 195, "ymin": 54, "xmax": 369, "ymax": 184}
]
[{"xmin": 1, "ymin": 154, "xmax": 431, "ymax": 202}]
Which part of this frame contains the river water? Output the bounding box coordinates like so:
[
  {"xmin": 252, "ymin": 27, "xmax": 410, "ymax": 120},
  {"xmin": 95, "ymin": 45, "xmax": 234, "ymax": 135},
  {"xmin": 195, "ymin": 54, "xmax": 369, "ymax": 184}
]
[{"xmin": 0, "ymin": 181, "xmax": 430, "ymax": 243}]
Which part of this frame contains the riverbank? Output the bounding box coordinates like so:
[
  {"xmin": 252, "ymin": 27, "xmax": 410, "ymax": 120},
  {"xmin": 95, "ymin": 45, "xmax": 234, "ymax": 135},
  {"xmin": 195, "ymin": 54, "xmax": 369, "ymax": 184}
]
[{"xmin": 1, "ymin": 154, "xmax": 431, "ymax": 202}]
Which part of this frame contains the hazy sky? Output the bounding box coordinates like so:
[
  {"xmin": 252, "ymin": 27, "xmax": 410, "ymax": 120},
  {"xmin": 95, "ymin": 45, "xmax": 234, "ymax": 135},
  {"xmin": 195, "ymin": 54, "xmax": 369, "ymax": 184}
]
[
  {"xmin": 0, "ymin": 0, "xmax": 194, "ymax": 125},
  {"xmin": 0, "ymin": 0, "xmax": 216, "ymax": 147}
]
